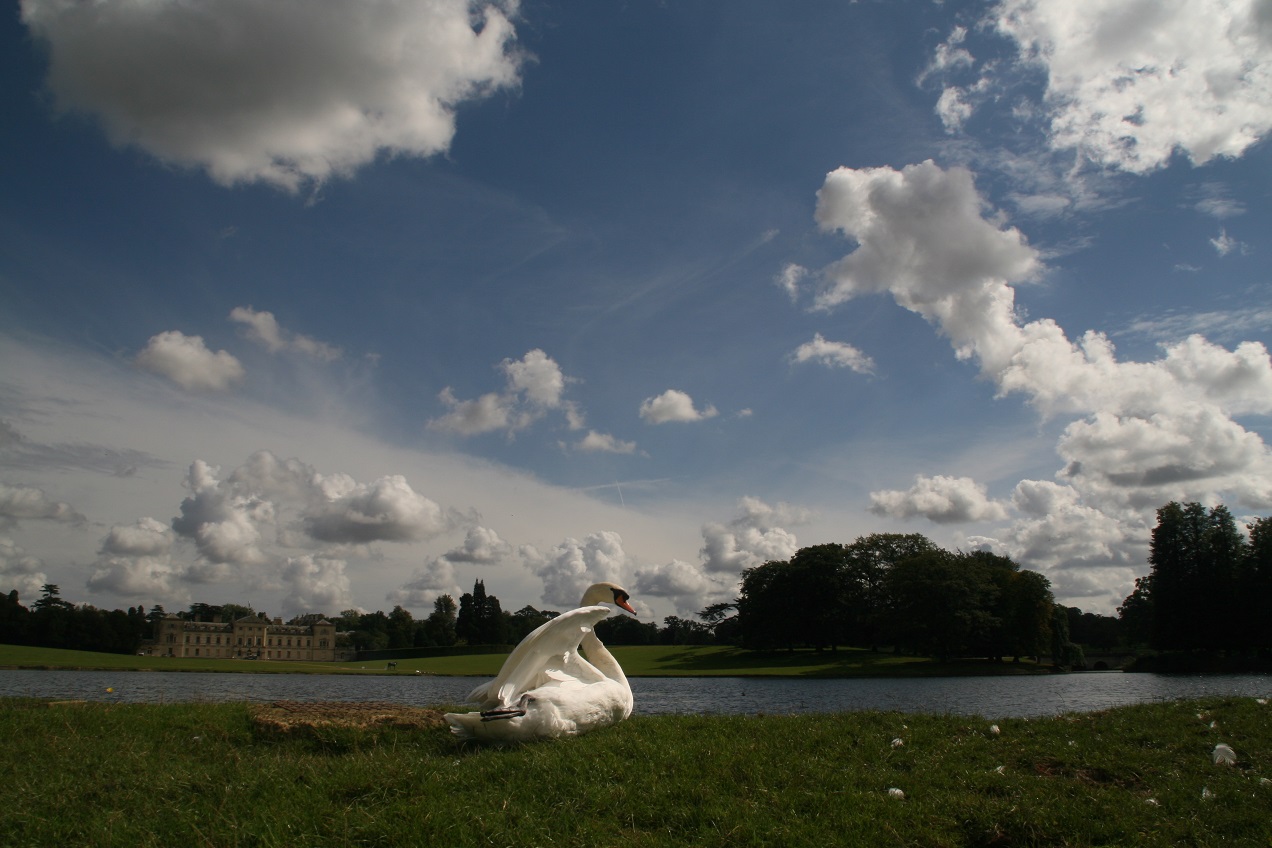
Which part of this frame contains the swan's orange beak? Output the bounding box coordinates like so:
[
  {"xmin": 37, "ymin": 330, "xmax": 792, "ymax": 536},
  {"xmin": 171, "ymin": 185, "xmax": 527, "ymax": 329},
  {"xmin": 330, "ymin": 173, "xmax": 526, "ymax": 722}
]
[{"xmin": 614, "ymin": 591, "xmax": 636, "ymax": 616}]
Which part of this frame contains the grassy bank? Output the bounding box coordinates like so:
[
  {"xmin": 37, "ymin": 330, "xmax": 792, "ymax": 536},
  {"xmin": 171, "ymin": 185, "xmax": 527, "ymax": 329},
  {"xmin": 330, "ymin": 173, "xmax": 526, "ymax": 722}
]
[
  {"xmin": 2, "ymin": 696, "xmax": 1269, "ymax": 846},
  {"xmin": 0, "ymin": 643, "xmax": 1054, "ymax": 678}
]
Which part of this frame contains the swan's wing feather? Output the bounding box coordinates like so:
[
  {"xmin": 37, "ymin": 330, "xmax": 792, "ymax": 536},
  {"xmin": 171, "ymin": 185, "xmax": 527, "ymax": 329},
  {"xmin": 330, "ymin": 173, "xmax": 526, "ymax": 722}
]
[
  {"xmin": 471, "ymin": 606, "xmax": 613, "ymax": 709},
  {"xmin": 558, "ymin": 635, "xmax": 608, "ymax": 684}
]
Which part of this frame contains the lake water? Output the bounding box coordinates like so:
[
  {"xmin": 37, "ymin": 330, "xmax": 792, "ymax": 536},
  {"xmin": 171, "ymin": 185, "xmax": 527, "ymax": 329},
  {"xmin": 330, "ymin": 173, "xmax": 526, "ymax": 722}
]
[{"xmin": 2, "ymin": 669, "xmax": 1269, "ymax": 718}]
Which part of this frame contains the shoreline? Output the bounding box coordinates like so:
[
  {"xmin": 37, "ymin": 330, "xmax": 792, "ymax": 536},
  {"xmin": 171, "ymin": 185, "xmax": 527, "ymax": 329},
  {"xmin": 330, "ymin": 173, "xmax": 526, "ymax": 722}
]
[{"xmin": 13, "ymin": 644, "xmax": 1268, "ymax": 678}]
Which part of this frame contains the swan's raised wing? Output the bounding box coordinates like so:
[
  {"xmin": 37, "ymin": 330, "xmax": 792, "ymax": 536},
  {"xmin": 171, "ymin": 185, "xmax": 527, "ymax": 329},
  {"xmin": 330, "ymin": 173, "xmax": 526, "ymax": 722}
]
[{"xmin": 466, "ymin": 605, "xmax": 613, "ymax": 709}]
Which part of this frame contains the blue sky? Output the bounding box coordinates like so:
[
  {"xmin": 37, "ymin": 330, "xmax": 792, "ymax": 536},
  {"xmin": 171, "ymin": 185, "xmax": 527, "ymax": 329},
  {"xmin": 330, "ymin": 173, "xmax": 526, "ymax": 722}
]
[{"xmin": 2, "ymin": 0, "xmax": 1270, "ymax": 623}]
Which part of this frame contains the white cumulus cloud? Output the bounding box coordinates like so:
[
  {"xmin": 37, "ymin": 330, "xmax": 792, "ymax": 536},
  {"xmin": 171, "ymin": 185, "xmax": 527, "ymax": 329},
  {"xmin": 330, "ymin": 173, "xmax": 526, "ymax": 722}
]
[
  {"xmin": 501, "ymin": 349, "xmax": 566, "ymax": 409},
  {"xmin": 281, "ymin": 554, "xmax": 352, "ymax": 619},
  {"xmin": 443, "ymin": 525, "xmax": 512, "ymax": 564},
  {"xmin": 20, "ymin": 0, "xmax": 523, "ymax": 190},
  {"xmin": 171, "ymin": 460, "xmax": 271, "ymax": 567},
  {"xmin": 519, "ymin": 530, "xmax": 628, "ymax": 608},
  {"xmin": 304, "ymin": 474, "xmax": 454, "ymax": 544},
  {"xmin": 639, "ymin": 389, "xmax": 718, "ymax": 424},
  {"xmin": 807, "ymin": 159, "xmax": 1272, "ymax": 609},
  {"xmin": 699, "ymin": 497, "xmax": 806, "ymax": 575},
  {"xmin": 869, "ymin": 475, "xmax": 1009, "ymax": 524},
  {"xmin": 87, "ymin": 517, "xmax": 181, "ymax": 600},
  {"xmin": 988, "ymin": 0, "xmax": 1272, "ymax": 173},
  {"xmin": 429, "ymin": 349, "xmax": 575, "ymax": 437},
  {"xmin": 632, "ymin": 559, "xmax": 720, "ymax": 617},
  {"xmin": 0, "ymin": 535, "xmax": 48, "ymax": 598},
  {"xmin": 386, "ymin": 556, "xmax": 462, "ymax": 610},
  {"xmin": 636, "ymin": 497, "xmax": 809, "ymax": 616},
  {"xmin": 0, "ymin": 482, "xmax": 84, "ymax": 528},
  {"xmin": 135, "ymin": 331, "xmax": 245, "ymax": 392}
]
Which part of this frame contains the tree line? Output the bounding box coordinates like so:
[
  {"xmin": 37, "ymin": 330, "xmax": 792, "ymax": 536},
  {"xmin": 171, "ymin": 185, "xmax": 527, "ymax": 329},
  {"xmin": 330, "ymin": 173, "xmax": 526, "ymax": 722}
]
[
  {"xmin": 0, "ymin": 579, "xmax": 719, "ymax": 655},
  {"xmin": 0, "ymin": 585, "xmax": 150, "ymax": 654},
  {"xmin": 1117, "ymin": 502, "xmax": 1271, "ymax": 656},
  {"xmin": 718, "ymin": 534, "xmax": 1077, "ymax": 663},
  {"xmin": 13, "ymin": 525, "xmax": 1193, "ymax": 662},
  {"xmin": 335, "ymin": 580, "xmax": 716, "ymax": 651}
]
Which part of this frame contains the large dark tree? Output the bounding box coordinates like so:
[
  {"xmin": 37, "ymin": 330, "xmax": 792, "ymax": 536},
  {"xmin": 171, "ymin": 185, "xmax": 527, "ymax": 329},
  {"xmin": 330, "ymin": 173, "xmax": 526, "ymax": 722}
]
[
  {"xmin": 1245, "ymin": 516, "xmax": 1272, "ymax": 650},
  {"xmin": 974, "ymin": 553, "xmax": 1053, "ymax": 660},
  {"xmin": 508, "ymin": 605, "xmax": 556, "ymax": 642},
  {"xmin": 455, "ymin": 580, "xmax": 485, "ymax": 644},
  {"xmin": 421, "ymin": 594, "xmax": 458, "ymax": 647},
  {"xmin": 841, "ymin": 534, "xmax": 939, "ymax": 650},
  {"xmin": 698, "ymin": 601, "xmax": 740, "ymax": 645},
  {"xmin": 1050, "ymin": 602, "xmax": 1084, "ymax": 668},
  {"xmin": 1117, "ymin": 575, "xmax": 1154, "ymax": 646},
  {"xmin": 0, "ymin": 589, "xmax": 29, "ymax": 645},
  {"xmin": 30, "ymin": 584, "xmax": 75, "ymax": 649},
  {"xmin": 737, "ymin": 559, "xmax": 802, "ymax": 650},
  {"xmin": 349, "ymin": 610, "xmax": 389, "ymax": 651},
  {"xmin": 1145, "ymin": 501, "xmax": 1250, "ymax": 652},
  {"xmin": 456, "ymin": 580, "xmax": 510, "ymax": 645},
  {"xmin": 1064, "ymin": 607, "xmax": 1121, "ymax": 652},
  {"xmin": 387, "ymin": 605, "xmax": 415, "ymax": 649},
  {"xmin": 785, "ymin": 544, "xmax": 853, "ymax": 650},
  {"xmin": 883, "ymin": 550, "xmax": 1000, "ymax": 661},
  {"xmin": 659, "ymin": 616, "xmax": 713, "ymax": 645},
  {"xmin": 1203, "ymin": 505, "xmax": 1245, "ymax": 649}
]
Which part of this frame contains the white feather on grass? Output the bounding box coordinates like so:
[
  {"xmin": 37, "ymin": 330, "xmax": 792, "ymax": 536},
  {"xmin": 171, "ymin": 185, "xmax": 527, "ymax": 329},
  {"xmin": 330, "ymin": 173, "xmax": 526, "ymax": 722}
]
[{"xmin": 1212, "ymin": 743, "xmax": 1236, "ymax": 766}]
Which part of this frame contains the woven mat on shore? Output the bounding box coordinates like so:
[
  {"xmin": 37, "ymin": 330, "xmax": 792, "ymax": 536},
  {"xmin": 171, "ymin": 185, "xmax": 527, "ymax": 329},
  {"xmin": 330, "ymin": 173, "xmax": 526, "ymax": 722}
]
[{"xmin": 250, "ymin": 700, "xmax": 447, "ymax": 734}]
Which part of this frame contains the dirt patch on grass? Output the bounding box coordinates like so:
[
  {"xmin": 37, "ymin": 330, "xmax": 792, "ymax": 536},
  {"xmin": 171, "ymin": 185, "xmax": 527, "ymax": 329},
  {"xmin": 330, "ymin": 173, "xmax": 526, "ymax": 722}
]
[
  {"xmin": 250, "ymin": 701, "xmax": 447, "ymax": 735},
  {"xmin": 1030, "ymin": 757, "xmax": 1146, "ymax": 790}
]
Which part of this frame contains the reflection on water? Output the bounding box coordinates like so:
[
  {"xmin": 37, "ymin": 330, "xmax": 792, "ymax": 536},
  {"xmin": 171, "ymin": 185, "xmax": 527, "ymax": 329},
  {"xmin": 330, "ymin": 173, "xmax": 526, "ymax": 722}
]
[{"xmin": 2, "ymin": 669, "xmax": 1269, "ymax": 718}]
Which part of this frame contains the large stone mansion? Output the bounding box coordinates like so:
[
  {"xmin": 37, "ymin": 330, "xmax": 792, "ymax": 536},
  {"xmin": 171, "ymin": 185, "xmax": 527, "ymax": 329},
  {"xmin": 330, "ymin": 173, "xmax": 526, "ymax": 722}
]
[{"xmin": 141, "ymin": 614, "xmax": 339, "ymax": 661}]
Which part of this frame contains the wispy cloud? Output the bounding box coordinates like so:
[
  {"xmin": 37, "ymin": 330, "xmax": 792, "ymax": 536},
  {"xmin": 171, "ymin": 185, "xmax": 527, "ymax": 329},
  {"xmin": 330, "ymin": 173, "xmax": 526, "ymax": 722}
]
[
  {"xmin": 1119, "ymin": 308, "xmax": 1272, "ymax": 345},
  {"xmin": 1210, "ymin": 229, "xmax": 1250, "ymax": 257},
  {"xmin": 230, "ymin": 307, "xmax": 342, "ymax": 361},
  {"xmin": 788, "ymin": 333, "xmax": 876, "ymax": 374}
]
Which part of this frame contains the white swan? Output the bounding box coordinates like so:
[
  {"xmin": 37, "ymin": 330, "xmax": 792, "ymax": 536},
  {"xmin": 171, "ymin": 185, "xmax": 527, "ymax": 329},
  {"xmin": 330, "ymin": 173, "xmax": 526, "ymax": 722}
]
[{"xmin": 444, "ymin": 582, "xmax": 636, "ymax": 744}]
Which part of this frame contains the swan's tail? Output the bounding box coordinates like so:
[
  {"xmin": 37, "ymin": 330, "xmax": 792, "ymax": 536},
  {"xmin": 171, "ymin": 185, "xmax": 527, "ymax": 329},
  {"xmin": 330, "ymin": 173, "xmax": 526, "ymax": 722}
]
[{"xmin": 443, "ymin": 711, "xmax": 482, "ymax": 740}]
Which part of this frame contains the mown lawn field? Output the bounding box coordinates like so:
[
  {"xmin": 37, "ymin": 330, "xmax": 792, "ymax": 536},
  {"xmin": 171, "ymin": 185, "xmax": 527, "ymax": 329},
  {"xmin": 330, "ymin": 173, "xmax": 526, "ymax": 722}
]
[
  {"xmin": 0, "ymin": 643, "xmax": 1052, "ymax": 678},
  {"xmin": 2, "ymin": 695, "xmax": 1269, "ymax": 846}
]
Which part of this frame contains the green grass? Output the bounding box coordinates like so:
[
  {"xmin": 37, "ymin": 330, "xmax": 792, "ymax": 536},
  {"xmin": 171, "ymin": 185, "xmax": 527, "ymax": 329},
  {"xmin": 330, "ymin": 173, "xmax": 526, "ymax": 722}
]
[
  {"xmin": 1, "ymin": 696, "xmax": 1269, "ymax": 846},
  {"xmin": 0, "ymin": 643, "xmax": 1053, "ymax": 678},
  {"xmin": 611, "ymin": 645, "xmax": 1050, "ymax": 677},
  {"xmin": 0, "ymin": 644, "xmax": 372, "ymax": 675}
]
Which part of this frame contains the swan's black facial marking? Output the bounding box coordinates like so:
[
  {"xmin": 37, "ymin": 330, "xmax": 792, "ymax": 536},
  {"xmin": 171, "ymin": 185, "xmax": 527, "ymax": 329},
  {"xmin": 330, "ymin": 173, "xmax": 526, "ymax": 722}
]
[{"xmin": 610, "ymin": 587, "xmax": 637, "ymax": 616}]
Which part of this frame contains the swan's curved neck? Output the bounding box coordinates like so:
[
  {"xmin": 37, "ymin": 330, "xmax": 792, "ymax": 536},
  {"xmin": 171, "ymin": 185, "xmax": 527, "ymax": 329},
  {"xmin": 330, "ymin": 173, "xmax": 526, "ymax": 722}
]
[{"xmin": 581, "ymin": 627, "xmax": 628, "ymax": 685}]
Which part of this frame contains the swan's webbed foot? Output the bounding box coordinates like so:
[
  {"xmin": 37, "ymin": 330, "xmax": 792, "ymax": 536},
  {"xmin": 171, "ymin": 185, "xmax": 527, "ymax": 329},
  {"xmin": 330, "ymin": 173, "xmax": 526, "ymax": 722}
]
[{"xmin": 479, "ymin": 707, "xmax": 527, "ymax": 722}]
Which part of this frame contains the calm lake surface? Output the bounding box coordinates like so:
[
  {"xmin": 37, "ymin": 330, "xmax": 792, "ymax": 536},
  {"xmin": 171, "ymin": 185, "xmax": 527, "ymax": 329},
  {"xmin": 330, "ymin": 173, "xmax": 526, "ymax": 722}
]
[{"xmin": 2, "ymin": 669, "xmax": 1269, "ymax": 718}]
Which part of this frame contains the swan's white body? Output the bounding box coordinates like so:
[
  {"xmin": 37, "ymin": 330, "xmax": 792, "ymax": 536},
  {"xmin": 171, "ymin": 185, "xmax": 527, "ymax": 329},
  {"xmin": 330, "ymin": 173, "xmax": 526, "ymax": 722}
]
[{"xmin": 444, "ymin": 584, "xmax": 634, "ymax": 744}]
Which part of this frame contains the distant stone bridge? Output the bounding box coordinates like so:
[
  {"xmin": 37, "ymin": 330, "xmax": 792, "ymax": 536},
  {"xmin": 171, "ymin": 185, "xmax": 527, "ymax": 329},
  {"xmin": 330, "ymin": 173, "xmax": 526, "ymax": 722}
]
[{"xmin": 1081, "ymin": 651, "xmax": 1136, "ymax": 670}]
